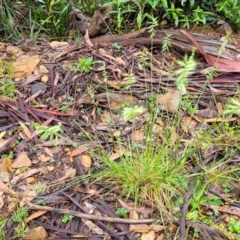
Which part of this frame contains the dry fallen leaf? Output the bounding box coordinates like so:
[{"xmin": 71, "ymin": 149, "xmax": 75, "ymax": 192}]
[
  {"xmin": 51, "ymin": 167, "xmax": 76, "ymax": 184},
  {"xmin": 18, "ymin": 121, "xmax": 32, "ymax": 139},
  {"xmin": 131, "ymin": 130, "xmax": 145, "ymax": 141},
  {"xmin": 39, "ymin": 65, "xmax": 49, "ymax": 74},
  {"xmin": 25, "ymin": 210, "xmax": 47, "ymax": 223},
  {"xmin": 22, "ymin": 226, "xmax": 48, "ymax": 240},
  {"xmin": 96, "ymin": 92, "xmax": 138, "ymax": 110},
  {"xmin": 44, "ymin": 148, "xmax": 53, "ymax": 157},
  {"xmin": 157, "ymin": 90, "xmax": 181, "ymax": 113},
  {"xmin": 49, "ymin": 41, "xmax": 69, "ymax": 49},
  {"xmin": 0, "ymin": 178, "xmax": 17, "ymax": 195},
  {"xmin": 181, "ymin": 116, "xmax": 198, "ymax": 134},
  {"xmin": 141, "ymin": 231, "xmax": 155, "ymax": 240},
  {"xmin": 0, "ymin": 157, "xmax": 12, "ymax": 172},
  {"xmin": 8, "ymin": 201, "xmax": 17, "ymax": 213},
  {"xmin": 11, "ymin": 152, "xmax": 32, "ymax": 168},
  {"xmin": 80, "ymin": 155, "xmax": 92, "ymax": 168},
  {"xmin": 38, "ymin": 153, "xmax": 51, "ymax": 163},
  {"xmin": 70, "ymin": 146, "xmax": 89, "ymax": 157},
  {"xmin": 109, "ymin": 152, "xmax": 122, "ymax": 161},
  {"xmin": 208, "ymin": 205, "xmax": 240, "ymax": 217},
  {"xmin": 98, "ymin": 48, "xmax": 126, "ymax": 66},
  {"xmin": 6, "ymin": 46, "xmax": 24, "ymax": 57},
  {"xmin": 13, "ymin": 55, "xmax": 40, "ymax": 79},
  {"xmin": 195, "ymin": 109, "xmax": 218, "ymax": 118},
  {"xmin": 129, "ymin": 210, "xmax": 139, "ymax": 219},
  {"xmin": 20, "ymin": 190, "xmax": 37, "ymax": 206},
  {"xmin": 130, "ymin": 224, "xmax": 164, "ymax": 233}
]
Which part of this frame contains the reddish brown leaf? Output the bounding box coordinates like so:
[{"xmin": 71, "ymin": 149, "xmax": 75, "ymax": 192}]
[
  {"xmin": 179, "ymin": 30, "xmax": 240, "ymax": 72},
  {"xmin": 70, "ymin": 146, "xmax": 89, "ymax": 157}
]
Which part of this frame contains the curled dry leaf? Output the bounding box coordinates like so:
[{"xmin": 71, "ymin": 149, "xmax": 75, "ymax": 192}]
[
  {"xmin": 180, "ymin": 30, "xmax": 240, "ymax": 72},
  {"xmin": 84, "ymin": 29, "xmax": 94, "ymax": 47},
  {"xmin": 25, "ymin": 210, "xmax": 47, "ymax": 223},
  {"xmin": 8, "ymin": 201, "xmax": 17, "ymax": 213},
  {"xmin": 80, "ymin": 155, "xmax": 92, "ymax": 168},
  {"xmin": 70, "ymin": 146, "xmax": 89, "ymax": 157},
  {"xmin": 129, "ymin": 210, "xmax": 139, "ymax": 219},
  {"xmin": 19, "ymin": 121, "xmax": 32, "ymax": 139},
  {"xmin": 44, "ymin": 148, "xmax": 53, "ymax": 157}
]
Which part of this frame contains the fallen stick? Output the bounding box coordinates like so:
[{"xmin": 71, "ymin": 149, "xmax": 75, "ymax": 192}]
[{"xmin": 26, "ymin": 201, "xmax": 156, "ymax": 224}]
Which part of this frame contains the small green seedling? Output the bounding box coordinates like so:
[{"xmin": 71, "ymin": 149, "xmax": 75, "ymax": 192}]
[
  {"xmin": 0, "ymin": 218, "xmax": 7, "ymax": 239},
  {"xmin": 12, "ymin": 207, "xmax": 29, "ymax": 223},
  {"xmin": 32, "ymin": 122, "xmax": 64, "ymax": 142},
  {"xmin": 121, "ymin": 105, "xmax": 147, "ymax": 122},
  {"xmin": 1, "ymin": 150, "xmax": 13, "ymax": 159},
  {"xmin": 222, "ymin": 98, "xmax": 240, "ymax": 116},
  {"xmin": 61, "ymin": 214, "xmax": 74, "ymax": 223},
  {"xmin": 112, "ymin": 42, "xmax": 122, "ymax": 52},
  {"xmin": 71, "ymin": 56, "xmax": 95, "ymax": 73},
  {"xmin": 223, "ymin": 183, "xmax": 234, "ymax": 194},
  {"xmin": 21, "ymin": 166, "xmax": 30, "ymax": 172},
  {"xmin": 31, "ymin": 183, "xmax": 47, "ymax": 194},
  {"xmin": 228, "ymin": 217, "xmax": 240, "ymax": 234},
  {"xmin": 60, "ymin": 97, "xmax": 74, "ymax": 113},
  {"xmin": 174, "ymin": 52, "xmax": 197, "ymax": 95},
  {"xmin": 0, "ymin": 59, "xmax": 14, "ymax": 79},
  {"xmin": 0, "ymin": 80, "xmax": 16, "ymax": 98},
  {"xmin": 36, "ymin": 199, "xmax": 47, "ymax": 206},
  {"xmin": 116, "ymin": 208, "xmax": 128, "ymax": 218},
  {"xmin": 15, "ymin": 223, "xmax": 28, "ymax": 238}
]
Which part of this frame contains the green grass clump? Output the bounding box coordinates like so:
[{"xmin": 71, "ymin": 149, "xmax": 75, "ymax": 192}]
[
  {"xmin": 0, "ymin": 59, "xmax": 14, "ymax": 79},
  {"xmin": 0, "ymin": 59, "xmax": 16, "ymax": 98},
  {"xmin": 12, "ymin": 206, "xmax": 29, "ymax": 223},
  {"xmin": 91, "ymin": 138, "xmax": 192, "ymax": 218},
  {"xmin": 0, "ymin": 80, "xmax": 16, "ymax": 98}
]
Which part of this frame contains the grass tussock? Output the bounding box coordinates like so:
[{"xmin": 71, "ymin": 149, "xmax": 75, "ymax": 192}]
[{"xmin": 91, "ymin": 138, "xmax": 193, "ymax": 217}]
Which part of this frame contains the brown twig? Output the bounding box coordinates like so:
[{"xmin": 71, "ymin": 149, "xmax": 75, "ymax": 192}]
[{"xmin": 26, "ymin": 201, "xmax": 155, "ymax": 224}]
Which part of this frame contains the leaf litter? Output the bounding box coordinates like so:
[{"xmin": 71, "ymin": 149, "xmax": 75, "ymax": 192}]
[{"xmin": 0, "ymin": 26, "xmax": 240, "ymax": 240}]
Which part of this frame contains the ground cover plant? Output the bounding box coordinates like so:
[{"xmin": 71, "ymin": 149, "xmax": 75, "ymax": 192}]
[
  {"xmin": 1, "ymin": 0, "xmax": 240, "ymax": 41},
  {"xmin": 0, "ymin": 1, "xmax": 240, "ymax": 240}
]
